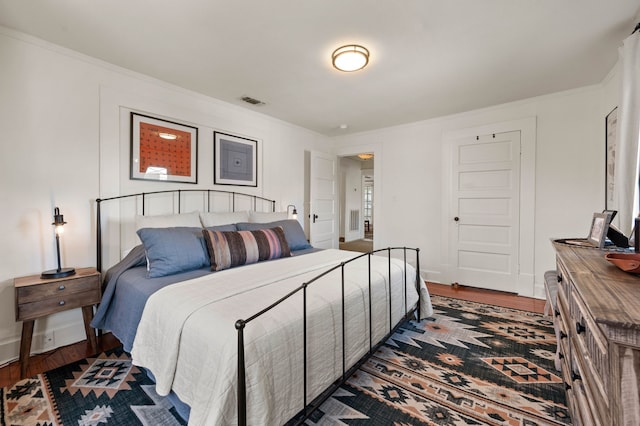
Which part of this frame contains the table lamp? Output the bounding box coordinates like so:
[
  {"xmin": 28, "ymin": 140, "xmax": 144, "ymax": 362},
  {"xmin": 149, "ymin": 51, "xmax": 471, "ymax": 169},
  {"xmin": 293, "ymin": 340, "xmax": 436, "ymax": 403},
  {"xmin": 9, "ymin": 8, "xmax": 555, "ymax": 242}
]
[{"xmin": 41, "ymin": 207, "xmax": 76, "ymax": 279}]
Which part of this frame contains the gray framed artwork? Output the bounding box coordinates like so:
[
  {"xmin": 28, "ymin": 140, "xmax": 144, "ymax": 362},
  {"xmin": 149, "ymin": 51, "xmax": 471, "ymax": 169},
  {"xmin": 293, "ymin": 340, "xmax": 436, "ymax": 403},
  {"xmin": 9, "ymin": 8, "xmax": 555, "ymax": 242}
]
[{"xmin": 214, "ymin": 131, "xmax": 258, "ymax": 187}]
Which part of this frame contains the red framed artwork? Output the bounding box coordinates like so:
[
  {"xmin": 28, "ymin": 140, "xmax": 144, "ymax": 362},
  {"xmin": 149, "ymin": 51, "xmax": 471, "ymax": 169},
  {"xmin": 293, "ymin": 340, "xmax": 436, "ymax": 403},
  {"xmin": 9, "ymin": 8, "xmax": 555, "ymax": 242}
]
[{"xmin": 130, "ymin": 112, "xmax": 198, "ymax": 183}]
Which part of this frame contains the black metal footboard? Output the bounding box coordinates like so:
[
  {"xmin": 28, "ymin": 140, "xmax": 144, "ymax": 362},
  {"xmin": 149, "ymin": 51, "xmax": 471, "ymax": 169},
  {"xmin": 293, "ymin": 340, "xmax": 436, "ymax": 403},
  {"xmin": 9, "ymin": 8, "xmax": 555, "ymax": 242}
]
[{"xmin": 234, "ymin": 247, "xmax": 422, "ymax": 426}]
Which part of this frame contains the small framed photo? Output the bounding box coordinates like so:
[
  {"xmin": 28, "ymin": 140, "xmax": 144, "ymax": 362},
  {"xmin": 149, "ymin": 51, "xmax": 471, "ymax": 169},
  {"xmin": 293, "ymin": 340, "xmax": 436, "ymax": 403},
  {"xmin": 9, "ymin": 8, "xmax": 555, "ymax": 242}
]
[
  {"xmin": 214, "ymin": 131, "xmax": 258, "ymax": 187},
  {"xmin": 587, "ymin": 212, "xmax": 612, "ymax": 248},
  {"xmin": 131, "ymin": 112, "xmax": 198, "ymax": 183},
  {"xmin": 605, "ymin": 107, "xmax": 618, "ymax": 209}
]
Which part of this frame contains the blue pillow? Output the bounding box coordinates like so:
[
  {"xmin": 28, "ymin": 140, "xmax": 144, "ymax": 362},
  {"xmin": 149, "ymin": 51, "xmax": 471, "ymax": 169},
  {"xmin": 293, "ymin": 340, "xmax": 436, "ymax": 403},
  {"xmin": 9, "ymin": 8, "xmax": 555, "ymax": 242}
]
[
  {"xmin": 236, "ymin": 219, "xmax": 311, "ymax": 251},
  {"xmin": 206, "ymin": 224, "xmax": 237, "ymax": 232},
  {"xmin": 137, "ymin": 227, "xmax": 209, "ymax": 278}
]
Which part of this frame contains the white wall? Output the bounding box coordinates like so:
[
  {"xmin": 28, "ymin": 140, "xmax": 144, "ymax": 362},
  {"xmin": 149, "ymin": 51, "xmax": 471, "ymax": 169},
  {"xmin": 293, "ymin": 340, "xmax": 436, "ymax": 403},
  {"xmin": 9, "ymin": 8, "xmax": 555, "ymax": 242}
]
[
  {"xmin": 333, "ymin": 84, "xmax": 610, "ymax": 298},
  {"xmin": 0, "ymin": 24, "xmax": 624, "ymax": 366},
  {"xmin": 0, "ymin": 27, "xmax": 330, "ymax": 365}
]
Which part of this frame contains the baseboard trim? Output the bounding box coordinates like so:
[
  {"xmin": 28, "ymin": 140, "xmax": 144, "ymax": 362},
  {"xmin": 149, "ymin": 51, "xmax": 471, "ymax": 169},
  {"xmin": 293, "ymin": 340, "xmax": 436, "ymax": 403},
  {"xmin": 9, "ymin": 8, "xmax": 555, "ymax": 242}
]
[{"xmin": 0, "ymin": 320, "xmax": 88, "ymax": 367}]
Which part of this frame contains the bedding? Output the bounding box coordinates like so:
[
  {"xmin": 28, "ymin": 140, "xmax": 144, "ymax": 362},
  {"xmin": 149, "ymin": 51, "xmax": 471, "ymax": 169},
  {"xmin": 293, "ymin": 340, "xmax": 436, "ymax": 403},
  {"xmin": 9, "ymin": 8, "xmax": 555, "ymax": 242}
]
[
  {"xmin": 137, "ymin": 227, "xmax": 210, "ymax": 277},
  {"xmin": 91, "ymin": 245, "xmax": 321, "ymax": 352},
  {"xmin": 248, "ymin": 210, "xmax": 288, "ymax": 223},
  {"xmin": 130, "ymin": 249, "xmax": 432, "ymax": 425},
  {"xmin": 236, "ymin": 219, "xmax": 312, "ymax": 251},
  {"xmin": 199, "ymin": 210, "xmax": 249, "ymax": 227},
  {"xmin": 135, "ymin": 211, "xmax": 202, "ymax": 230},
  {"xmin": 202, "ymin": 226, "xmax": 291, "ymax": 271}
]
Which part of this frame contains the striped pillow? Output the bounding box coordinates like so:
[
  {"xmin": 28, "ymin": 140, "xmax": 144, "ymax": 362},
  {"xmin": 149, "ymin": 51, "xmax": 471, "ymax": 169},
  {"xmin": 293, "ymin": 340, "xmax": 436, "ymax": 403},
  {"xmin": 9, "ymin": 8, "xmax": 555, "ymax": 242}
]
[{"xmin": 202, "ymin": 226, "xmax": 291, "ymax": 271}]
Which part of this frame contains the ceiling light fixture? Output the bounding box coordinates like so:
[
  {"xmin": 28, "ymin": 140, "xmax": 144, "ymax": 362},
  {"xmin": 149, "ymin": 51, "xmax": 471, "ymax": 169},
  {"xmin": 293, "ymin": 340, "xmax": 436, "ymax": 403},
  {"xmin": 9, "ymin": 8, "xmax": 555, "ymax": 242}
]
[
  {"xmin": 357, "ymin": 153, "xmax": 373, "ymax": 160},
  {"xmin": 332, "ymin": 44, "xmax": 369, "ymax": 72}
]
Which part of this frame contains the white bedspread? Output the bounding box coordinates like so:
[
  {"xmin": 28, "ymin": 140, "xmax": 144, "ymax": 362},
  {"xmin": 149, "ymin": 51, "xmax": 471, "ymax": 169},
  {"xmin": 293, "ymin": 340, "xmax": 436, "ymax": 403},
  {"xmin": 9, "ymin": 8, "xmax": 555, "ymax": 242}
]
[{"xmin": 131, "ymin": 249, "xmax": 432, "ymax": 425}]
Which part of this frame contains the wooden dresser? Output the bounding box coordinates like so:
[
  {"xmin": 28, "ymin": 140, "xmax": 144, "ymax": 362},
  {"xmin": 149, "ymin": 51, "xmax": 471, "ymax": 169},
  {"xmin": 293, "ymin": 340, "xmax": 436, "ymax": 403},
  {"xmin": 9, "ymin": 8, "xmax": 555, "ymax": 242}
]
[{"xmin": 550, "ymin": 241, "xmax": 640, "ymax": 425}]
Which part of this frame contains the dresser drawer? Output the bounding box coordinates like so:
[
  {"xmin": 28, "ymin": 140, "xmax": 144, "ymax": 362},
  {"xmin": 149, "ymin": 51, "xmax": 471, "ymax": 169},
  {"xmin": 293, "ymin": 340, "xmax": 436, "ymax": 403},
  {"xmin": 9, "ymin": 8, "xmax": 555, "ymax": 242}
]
[{"xmin": 569, "ymin": 286, "xmax": 608, "ymax": 394}]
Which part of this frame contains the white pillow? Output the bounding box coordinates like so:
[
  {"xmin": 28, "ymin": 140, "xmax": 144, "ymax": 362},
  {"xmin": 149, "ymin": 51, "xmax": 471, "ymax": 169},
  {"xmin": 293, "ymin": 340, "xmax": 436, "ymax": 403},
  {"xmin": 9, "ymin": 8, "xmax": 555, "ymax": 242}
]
[
  {"xmin": 199, "ymin": 210, "xmax": 249, "ymax": 227},
  {"xmin": 135, "ymin": 211, "xmax": 202, "ymax": 230},
  {"xmin": 249, "ymin": 211, "xmax": 289, "ymax": 223}
]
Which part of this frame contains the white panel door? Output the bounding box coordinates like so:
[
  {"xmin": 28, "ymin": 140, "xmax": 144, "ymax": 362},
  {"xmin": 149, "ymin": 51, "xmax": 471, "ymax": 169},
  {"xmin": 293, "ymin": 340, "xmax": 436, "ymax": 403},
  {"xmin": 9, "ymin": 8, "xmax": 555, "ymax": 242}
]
[
  {"xmin": 450, "ymin": 131, "xmax": 521, "ymax": 292},
  {"xmin": 310, "ymin": 151, "xmax": 338, "ymax": 249}
]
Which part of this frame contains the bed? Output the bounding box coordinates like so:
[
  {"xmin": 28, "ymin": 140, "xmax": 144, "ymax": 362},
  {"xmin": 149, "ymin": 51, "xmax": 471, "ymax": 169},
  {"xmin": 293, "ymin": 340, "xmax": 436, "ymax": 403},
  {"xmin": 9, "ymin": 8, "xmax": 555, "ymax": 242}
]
[{"xmin": 91, "ymin": 189, "xmax": 432, "ymax": 425}]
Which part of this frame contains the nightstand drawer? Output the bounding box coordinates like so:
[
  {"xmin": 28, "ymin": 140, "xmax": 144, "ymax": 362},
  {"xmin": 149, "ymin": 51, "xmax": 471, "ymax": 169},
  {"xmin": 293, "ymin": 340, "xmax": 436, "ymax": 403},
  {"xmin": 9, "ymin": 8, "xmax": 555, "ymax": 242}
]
[
  {"xmin": 16, "ymin": 288, "xmax": 101, "ymax": 321},
  {"xmin": 16, "ymin": 276, "xmax": 98, "ymax": 304}
]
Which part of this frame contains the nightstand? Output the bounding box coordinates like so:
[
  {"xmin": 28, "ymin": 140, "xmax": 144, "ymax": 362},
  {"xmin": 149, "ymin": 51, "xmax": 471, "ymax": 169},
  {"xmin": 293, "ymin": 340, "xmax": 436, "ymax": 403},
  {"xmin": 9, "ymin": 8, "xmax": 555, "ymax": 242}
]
[{"xmin": 14, "ymin": 267, "xmax": 101, "ymax": 378}]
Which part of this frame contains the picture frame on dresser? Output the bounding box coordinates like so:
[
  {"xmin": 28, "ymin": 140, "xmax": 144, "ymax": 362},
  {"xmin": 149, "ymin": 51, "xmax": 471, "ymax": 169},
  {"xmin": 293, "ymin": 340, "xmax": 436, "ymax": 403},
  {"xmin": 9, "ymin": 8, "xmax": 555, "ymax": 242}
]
[
  {"xmin": 605, "ymin": 106, "xmax": 618, "ymax": 209},
  {"xmin": 130, "ymin": 112, "xmax": 198, "ymax": 184},
  {"xmin": 587, "ymin": 211, "xmax": 612, "ymax": 248}
]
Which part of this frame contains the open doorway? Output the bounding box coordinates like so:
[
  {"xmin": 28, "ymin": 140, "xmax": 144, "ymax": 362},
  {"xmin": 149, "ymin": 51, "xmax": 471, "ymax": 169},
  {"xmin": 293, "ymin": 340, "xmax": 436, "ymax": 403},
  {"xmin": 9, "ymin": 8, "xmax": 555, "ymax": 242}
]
[{"xmin": 339, "ymin": 153, "xmax": 374, "ymax": 253}]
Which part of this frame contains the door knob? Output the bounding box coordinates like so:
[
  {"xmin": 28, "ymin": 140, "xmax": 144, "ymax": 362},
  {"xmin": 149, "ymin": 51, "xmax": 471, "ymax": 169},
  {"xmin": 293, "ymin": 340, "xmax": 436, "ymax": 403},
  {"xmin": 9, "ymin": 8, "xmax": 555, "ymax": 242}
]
[
  {"xmin": 312, "ymin": 214, "xmax": 319, "ymax": 223},
  {"xmin": 454, "ymin": 217, "xmax": 459, "ymax": 222}
]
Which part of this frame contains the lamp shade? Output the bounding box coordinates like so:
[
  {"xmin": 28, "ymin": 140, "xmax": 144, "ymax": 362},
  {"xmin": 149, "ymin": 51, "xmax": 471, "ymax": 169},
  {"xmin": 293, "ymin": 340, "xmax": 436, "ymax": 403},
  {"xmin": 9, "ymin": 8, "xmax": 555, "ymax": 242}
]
[{"xmin": 332, "ymin": 45, "xmax": 369, "ymax": 72}]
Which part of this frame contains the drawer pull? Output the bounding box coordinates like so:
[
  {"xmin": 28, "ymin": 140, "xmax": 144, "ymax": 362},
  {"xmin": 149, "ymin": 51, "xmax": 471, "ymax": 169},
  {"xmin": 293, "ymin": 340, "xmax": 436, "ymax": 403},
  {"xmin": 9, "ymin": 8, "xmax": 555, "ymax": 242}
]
[
  {"xmin": 554, "ymin": 309, "xmax": 560, "ymax": 317},
  {"xmin": 58, "ymin": 285, "xmax": 65, "ymax": 290},
  {"xmin": 558, "ymin": 352, "xmax": 564, "ymax": 359},
  {"xmin": 576, "ymin": 322, "xmax": 585, "ymax": 334},
  {"xmin": 557, "ymin": 274, "xmax": 562, "ymax": 283},
  {"xmin": 560, "ymin": 331, "xmax": 567, "ymax": 339},
  {"xmin": 565, "ymin": 382, "xmax": 571, "ymax": 390},
  {"xmin": 59, "ymin": 300, "xmax": 65, "ymax": 306},
  {"xmin": 571, "ymin": 371, "xmax": 581, "ymax": 381}
]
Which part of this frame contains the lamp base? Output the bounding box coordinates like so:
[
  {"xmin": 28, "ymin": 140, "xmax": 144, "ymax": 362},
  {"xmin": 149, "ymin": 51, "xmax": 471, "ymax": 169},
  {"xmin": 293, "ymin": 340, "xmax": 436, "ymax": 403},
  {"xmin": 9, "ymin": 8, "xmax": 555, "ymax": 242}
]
[{"xmin": 41, "ymin": 267, "xmax": 76, "ymax": 279}]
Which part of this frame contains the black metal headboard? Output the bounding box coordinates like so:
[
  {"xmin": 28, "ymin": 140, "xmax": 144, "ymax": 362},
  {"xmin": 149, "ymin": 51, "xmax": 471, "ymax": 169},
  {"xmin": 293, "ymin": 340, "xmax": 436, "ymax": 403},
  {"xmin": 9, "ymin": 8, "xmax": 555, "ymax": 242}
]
[{"xmin": 95, "ymin": 189, "xmax": 276, "ymax": 272}]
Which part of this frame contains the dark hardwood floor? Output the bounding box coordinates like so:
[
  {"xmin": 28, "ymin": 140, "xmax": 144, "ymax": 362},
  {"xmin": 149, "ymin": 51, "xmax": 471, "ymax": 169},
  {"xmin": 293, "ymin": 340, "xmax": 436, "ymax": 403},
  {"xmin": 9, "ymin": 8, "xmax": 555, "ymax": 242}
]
[
  {"xmin": 0, "ymin": 332, "xmax": 121, "ymax": 388},
  {"xmin": 427, "ymin": 282, "xmax": 547, "ymax": 314},
  {"xmin": 0, "ymin": 283, "xmax": 546, "ymax": 389}
]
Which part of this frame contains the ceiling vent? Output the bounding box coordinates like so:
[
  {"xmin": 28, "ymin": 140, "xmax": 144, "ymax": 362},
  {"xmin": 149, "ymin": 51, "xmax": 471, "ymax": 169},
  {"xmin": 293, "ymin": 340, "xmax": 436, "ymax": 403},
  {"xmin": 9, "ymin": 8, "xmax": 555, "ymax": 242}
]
[{"xmin": 240, "ymin": 96, "xmax": 266, "ymax": 106}]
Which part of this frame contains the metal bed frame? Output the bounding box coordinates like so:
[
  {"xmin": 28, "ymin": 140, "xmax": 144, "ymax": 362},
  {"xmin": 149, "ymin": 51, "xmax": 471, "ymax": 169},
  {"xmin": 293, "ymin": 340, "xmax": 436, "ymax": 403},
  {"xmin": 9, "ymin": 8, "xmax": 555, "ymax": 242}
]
[
  {"xmin": 95, "ymin": 189, "xmax": 275, "ymax": 272},
  {"xmin": 94, "ymin": 189, "xmax": 422, "ymax": 425},
  {"xmin": 237, "ymin": 246, "xmax": 421, "ymax": 426}
]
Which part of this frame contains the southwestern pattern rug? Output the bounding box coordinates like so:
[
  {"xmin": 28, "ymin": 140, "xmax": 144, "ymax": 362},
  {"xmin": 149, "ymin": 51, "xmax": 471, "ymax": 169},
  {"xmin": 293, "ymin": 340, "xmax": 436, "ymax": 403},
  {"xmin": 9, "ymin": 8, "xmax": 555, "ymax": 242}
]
[{"xmin": 1, "ymin": 295, "xmax": 569, "ymax": 425}]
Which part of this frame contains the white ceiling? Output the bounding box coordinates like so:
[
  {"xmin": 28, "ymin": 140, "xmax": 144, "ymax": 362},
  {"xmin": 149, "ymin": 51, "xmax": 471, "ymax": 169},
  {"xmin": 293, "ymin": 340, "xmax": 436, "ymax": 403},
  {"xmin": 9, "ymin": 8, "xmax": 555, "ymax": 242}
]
[{"xmin": 1, "ymin": 1, "xmax": 638, "ymax": 136}]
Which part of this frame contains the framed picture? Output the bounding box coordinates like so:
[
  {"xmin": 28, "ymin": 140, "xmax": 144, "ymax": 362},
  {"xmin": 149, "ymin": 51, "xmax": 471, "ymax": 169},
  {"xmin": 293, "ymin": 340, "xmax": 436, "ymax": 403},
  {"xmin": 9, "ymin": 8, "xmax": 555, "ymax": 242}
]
[
  {"xmin": 587, "ymin": 212, "xmax": 612, "ymax": 248},
  {"xmin": 214, "ymin": 131, "xmax": 258, "ymax": 187},
  {"xmin": 131, "ymin": 112, "xmax": 198, "ymax": 183},
  {"xmin": 605, "ymin": 106, "xmax": 618, "ymax": 209}
]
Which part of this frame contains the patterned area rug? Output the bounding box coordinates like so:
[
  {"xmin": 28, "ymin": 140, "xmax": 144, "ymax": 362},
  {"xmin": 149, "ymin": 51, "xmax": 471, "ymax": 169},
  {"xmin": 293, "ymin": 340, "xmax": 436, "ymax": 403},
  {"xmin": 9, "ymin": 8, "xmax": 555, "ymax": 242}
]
[
  {"xmin": 0, "ymin": 350, "xmax": 186, "ymax": 425},
  {"xmin": 1, "ymin": 295, "xmax": 569, "ymax": 425},
  {"xmin": 309, "ymin": 295, "xmax": 570, "ymax": 425}
]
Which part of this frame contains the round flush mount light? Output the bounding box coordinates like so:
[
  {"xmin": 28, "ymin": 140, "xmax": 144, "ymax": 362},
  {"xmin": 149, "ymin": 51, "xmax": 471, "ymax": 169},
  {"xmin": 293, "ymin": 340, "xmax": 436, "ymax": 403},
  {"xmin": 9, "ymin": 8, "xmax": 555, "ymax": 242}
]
[{"xmin": 332, "ymin": 44, "xmax": 369, "ymax": 72}]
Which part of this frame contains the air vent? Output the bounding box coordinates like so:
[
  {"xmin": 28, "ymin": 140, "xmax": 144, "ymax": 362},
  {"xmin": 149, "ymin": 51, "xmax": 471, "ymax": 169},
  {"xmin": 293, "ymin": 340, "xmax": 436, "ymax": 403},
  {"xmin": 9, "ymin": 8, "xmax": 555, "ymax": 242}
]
[{"xmin": 241, "ymin": 96, "xmax": 266, "ymax": 106}]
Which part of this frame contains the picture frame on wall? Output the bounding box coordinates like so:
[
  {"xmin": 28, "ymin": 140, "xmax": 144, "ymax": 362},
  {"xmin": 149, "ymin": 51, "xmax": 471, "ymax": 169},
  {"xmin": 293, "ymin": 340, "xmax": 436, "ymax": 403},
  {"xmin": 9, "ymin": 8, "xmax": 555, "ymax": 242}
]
[
  {"xmin": 587, "ymin": 211, "xmax": 613, "ymax": 248},
  {"xmin": 214, "ymin": 131, "xmax": 258, "ymax": 187},
  {"xmin": 605, "ymin": 106, "xmax": 618, "ymax": 209},
  {"xmin": 130, "ymin": 112, "xmax": 198, "ymax": 183}
]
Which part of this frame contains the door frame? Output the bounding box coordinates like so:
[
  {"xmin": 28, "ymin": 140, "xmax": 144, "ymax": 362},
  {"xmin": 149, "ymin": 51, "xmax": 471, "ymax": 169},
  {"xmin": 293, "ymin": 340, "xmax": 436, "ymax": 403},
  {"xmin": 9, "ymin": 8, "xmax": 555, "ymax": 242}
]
[
  {"xmin": 442, "ymin": 117, "xmax": 537, "ymax": 297},
  {"xmin": 335, "ymin": 143, "xmax": 381, "ymax": 249}
]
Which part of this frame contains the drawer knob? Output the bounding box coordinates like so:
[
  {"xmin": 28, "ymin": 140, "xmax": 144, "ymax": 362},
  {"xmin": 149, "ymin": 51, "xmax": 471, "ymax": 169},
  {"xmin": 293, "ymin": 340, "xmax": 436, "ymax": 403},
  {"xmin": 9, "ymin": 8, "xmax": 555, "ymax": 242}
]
[
  {"xmin": 576, "ymin": 322, "xmax": 586, "ymax": 334},
  {"xmin": 558, "ymin": 352, "xmax": 564, "ymax": 359},
  {"xmin": 58, "ymin": 285, "xmax": 65, "ymax": 290},
  {"xmin": 59, "ymin": 300, "xmax": 65, "ymax": 306},
  {"xmin": 554, "ymin": 309, "xmax": 560, "ymax": 317},
  {"xmin": 565, "ymin": 382, "xmax": 571, "ymax": 390},
  {"xmin": 571, "ymin": 371, "xmax": 581, "ymax": 381},
  {"xmin": 560, "ymin": 331, "xmax": 567, "ymax": 339},
  {"xmin": 557, "ymin": 274, "xmax": 562, "ymax": 283}
]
